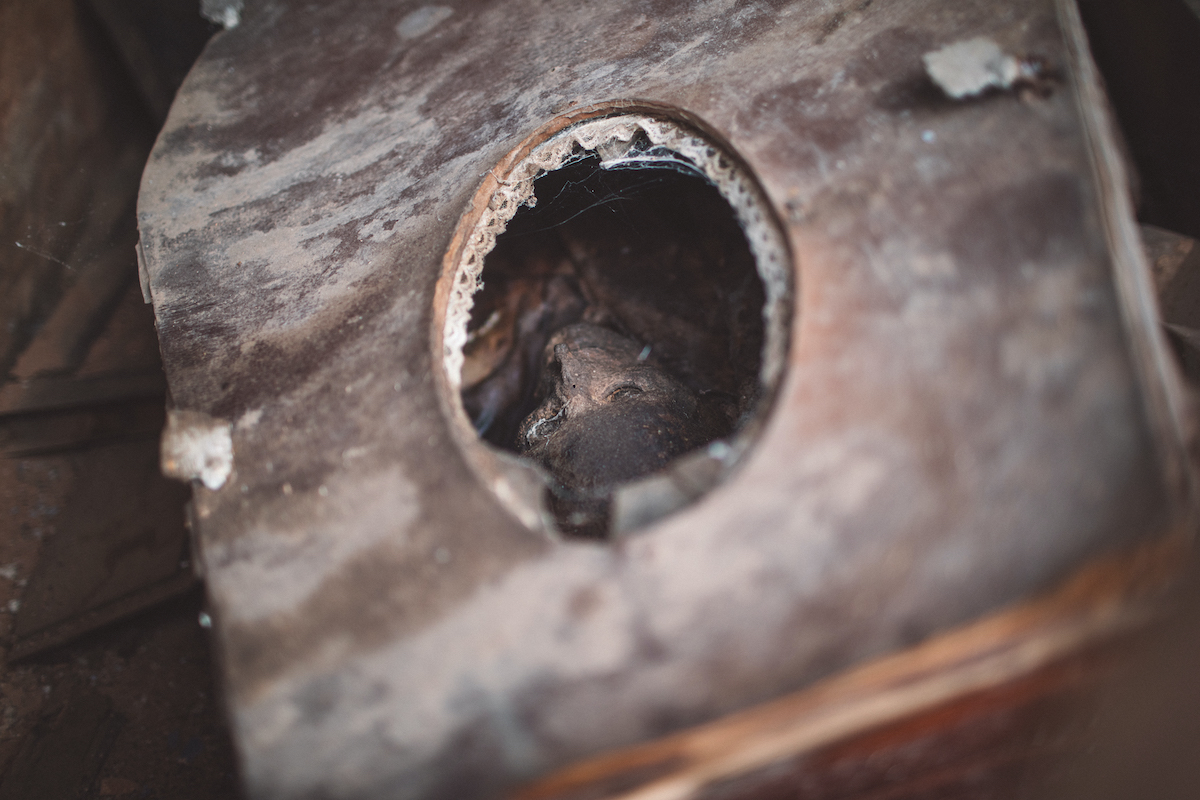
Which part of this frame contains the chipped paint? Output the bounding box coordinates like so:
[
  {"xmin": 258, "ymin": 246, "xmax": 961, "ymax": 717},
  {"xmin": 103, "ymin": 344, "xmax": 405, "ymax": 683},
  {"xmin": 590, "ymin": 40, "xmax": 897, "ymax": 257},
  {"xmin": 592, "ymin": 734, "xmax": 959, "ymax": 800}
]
[
  {"xmin": 923, "ymin": 37, "xmax": 1022, "ymax": 99},
  {"xmin": 161, "ymin": 409, "xmax": 234, "ymax": 490}
]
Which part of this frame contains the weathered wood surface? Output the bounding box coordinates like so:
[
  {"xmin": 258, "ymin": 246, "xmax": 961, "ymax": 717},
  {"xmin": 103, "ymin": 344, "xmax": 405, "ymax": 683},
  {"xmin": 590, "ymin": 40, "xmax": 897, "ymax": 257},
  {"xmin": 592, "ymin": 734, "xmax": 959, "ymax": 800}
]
[
  {"xmin": 137, "ymin": 1, "xmax": 1194, "ymax": 798},
  {"xmin": 510, "ymin": 535, "xmax": 1183, "ymax": 799}
]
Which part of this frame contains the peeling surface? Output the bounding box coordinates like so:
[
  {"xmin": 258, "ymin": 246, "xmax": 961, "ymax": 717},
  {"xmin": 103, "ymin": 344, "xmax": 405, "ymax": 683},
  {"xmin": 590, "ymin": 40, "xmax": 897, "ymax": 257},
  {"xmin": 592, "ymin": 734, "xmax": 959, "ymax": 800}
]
[
  {"xmin": 137, "ymin": 1, "xmax": 1190, "ymax": 798},
  {"xmin": 201, "ymin": 0, "xmax": 243, "ymax": 29},
  {"xmin": 923, "ymin": 37, "xmax": 1023, "ymax": 99},
  {"xmin": 160, "ymin": 409, "xmax": 233, "ymax": 491}
]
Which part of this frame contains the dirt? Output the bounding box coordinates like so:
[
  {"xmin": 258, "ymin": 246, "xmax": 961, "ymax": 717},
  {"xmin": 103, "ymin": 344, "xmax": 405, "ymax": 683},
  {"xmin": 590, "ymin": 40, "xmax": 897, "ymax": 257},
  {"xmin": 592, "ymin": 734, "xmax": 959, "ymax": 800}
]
[{"xmin": 0, "ymin": 457, "xmax": 240, "ymax": 799}]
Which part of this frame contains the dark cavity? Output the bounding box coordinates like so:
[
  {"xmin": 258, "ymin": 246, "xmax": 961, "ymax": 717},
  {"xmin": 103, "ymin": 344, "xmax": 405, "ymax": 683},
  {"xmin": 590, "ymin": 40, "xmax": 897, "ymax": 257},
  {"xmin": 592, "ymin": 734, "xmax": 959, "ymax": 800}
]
[{"xmin": 460, "ymin": 147, "xmax": 766, "ymax": 537}]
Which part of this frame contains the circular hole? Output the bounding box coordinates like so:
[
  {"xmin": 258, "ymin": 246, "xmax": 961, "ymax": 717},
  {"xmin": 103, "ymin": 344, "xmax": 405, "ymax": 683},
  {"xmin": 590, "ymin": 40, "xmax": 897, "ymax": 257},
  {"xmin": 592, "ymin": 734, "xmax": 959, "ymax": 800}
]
[{"xmin": 441, "ymin": 114, "xmax": 791, "ymax": 540}]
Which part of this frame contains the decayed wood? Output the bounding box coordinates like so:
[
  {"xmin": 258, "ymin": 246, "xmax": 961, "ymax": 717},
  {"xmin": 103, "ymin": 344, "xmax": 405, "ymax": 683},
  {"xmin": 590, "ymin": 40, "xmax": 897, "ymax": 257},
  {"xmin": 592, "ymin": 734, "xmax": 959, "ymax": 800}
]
[
  {"xmin": 136, "ymin": 0, "xmax": 1195, "ymax": 796},
  {"xmin": 512, "ymin": 535, "xmax": 1185, "ymax": 800}
]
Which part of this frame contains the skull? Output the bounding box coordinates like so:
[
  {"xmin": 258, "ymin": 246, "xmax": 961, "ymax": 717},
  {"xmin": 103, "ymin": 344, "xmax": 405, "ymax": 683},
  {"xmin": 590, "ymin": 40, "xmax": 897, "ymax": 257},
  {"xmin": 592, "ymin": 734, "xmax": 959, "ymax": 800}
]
[{"xmin": 518, "ymin": 323, "xmax": 731, "ymax": 499}]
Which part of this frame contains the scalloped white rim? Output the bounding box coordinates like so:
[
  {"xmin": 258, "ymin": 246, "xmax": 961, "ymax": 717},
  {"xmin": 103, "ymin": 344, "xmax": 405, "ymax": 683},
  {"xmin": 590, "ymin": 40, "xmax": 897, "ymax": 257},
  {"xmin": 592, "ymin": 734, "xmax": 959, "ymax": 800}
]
[{"xmin": 442, "ymin": 114, "xmax": 791, "ymax": 400}]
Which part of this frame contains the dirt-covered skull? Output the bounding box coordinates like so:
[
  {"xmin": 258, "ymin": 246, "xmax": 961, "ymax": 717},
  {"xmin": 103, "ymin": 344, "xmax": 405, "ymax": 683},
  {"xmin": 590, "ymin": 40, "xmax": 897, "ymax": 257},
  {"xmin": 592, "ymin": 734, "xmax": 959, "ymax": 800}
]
[{"xmin": 518, "ymin": 323, "xmax": 732, "ymax": 497}]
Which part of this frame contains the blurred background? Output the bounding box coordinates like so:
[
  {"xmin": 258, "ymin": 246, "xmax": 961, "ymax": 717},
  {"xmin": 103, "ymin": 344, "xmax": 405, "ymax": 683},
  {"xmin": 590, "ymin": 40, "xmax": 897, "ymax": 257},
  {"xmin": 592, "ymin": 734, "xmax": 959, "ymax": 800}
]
[{"xmin": 0, "ymin": 0, "xmax": 1196, "ymax": 797}]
